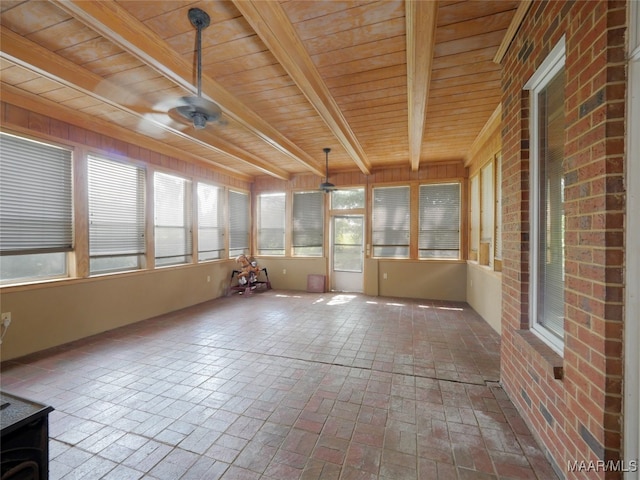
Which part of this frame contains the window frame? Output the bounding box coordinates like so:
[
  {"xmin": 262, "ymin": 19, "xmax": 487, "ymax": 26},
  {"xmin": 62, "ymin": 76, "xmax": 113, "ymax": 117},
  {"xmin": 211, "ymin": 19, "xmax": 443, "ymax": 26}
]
[
  {"xmin": 196, "ymin": 181, "xmax": 225, "ymax": 262},
  {"xmin": 418, "ymin": 182, "xmax": 461, "ymax": 260},
  {"xmin": 292, "ymin": 190, "xmax": 324, "ymax": 257},
  {"xmin": 525, "ymin": 36, "xmax": 566, "ymax": 355},
  {"xmin": 256, "ymin": 191, "xmax": 286, "ymax": 256},
  {"xmin": 371, "ymin": 185, "xmax": 411, "ymax": 259},
  {"xmin": 228, "ymin": 189, "xmax": 250, "ymax": 259},
  {"xmin": 153, "ymin": 171, "xmax": 193, "ymax": 267},
  {"xmin": 87, "ymin": 154, "xmax": 146, "ymax": 275},
  {"xmin": 0, "ymin": 132, "xmax": 74, "ymax": 285}
]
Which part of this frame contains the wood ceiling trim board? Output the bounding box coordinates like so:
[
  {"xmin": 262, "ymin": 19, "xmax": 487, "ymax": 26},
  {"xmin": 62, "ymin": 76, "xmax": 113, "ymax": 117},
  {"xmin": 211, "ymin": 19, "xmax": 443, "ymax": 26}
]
[
  {"xmin": 318, "ymin": 51, "xmax": 406, "ymax": 79},
  {"xmin": 434, "ymin": 30, "xmax": 507, "ymax": 58},
  {"xmin": 465, "ymin": 103, "xmax": 502, "ymax": 166},
  {"xmin": 292, "ymin": 1, "xmax": 404, "ymax": 41},
  {"xmin": 232, "ymin": 0, "xmax": 371, "ymax": 175},
  {"xmin": 310, "ymin": 35, "xmax": 406, "ymax": 70},
  {"xmin": 324, "ymin": 64, "xmax": 406, "ymax": 89},
  {"xmin": 494, "ymin": 0, "xmax": 534, "ymax": 64},
  {"xmin": 406, "ymin": 0, "xmax": 438, "ymax": 171},
  {"xmin": 433, "ymin": 46, "xmax": 498, "ymax": 68},
  {"xmin": 437, "ymin": 1, "xmax": 518, "ymax": 27},
  {"xmin": 303, "ymin": 16, "xmax": 406, "ymax": 57},
  {"xmin": 53, "ymin": 0, "xmax": 323, "ymax": 177},
  {"xmin": 0, "ymin": 84, "xmax": 253, "ymax": 182},
  {"xmin": 430, "ymin": 62, "xmax": 500, "ymax": 81},
  {"xmin": 435, "ymin": 10, "xmax": 515, "ymax": 43},
  {"xmin": 0, "ymin": 29, "xmax": 290, "ymax": 180},
  {"xmin": 430, "ymin": 69, "xmax": 502, "ymax": 90}
]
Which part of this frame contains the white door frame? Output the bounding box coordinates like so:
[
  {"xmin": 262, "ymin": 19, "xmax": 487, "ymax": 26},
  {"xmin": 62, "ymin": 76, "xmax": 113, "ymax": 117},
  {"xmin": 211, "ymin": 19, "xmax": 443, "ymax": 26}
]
[
  {"xmin": 625, "ymin": 0, "xmax": 640, "ymax": 476},
  {"xmin": 330, "ymin": 214, "xmax": 364, "ymax": 292}
]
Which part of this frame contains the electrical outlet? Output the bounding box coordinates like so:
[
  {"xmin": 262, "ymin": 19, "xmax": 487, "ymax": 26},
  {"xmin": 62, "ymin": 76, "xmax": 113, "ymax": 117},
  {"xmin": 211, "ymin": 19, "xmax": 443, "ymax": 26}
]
[
  {"xmin": 207, "ymin": 275, "xmax": 211, "ymax": 283},
  {"xmin": 383, "ymin": 273, "xmax": 387, "ymax": 280},
  {"xmin": 1, "ymin": 312, "xmax": 11, "ymax": 328},
  {"xmin": 283, "ymin": 269, "xmax": 287, "ymax": 275}
]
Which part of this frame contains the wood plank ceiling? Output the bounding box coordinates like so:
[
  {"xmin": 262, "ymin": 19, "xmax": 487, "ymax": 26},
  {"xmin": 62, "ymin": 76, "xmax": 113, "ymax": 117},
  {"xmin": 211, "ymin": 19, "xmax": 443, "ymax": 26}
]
[{"xmin": 0, "ymin": 0, "xmax": 520, "ymax": 182}]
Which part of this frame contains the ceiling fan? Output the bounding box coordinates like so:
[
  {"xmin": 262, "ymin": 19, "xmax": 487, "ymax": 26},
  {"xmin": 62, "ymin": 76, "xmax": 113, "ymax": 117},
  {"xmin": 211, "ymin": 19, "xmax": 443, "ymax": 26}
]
[
  {"xmin": 168, "ymin": 8, "xmax": 224, "ymax": 130},
  {"xmin": 319, "ymin": 147, "xmax": 337, "ymax": 193}
]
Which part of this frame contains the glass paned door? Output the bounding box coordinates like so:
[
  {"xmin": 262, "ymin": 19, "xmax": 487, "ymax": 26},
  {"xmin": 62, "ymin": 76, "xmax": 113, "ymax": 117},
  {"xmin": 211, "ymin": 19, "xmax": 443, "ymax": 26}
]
[{"xmin": 331, "ymin": 215, "xmax": 364, "ymax": 292}]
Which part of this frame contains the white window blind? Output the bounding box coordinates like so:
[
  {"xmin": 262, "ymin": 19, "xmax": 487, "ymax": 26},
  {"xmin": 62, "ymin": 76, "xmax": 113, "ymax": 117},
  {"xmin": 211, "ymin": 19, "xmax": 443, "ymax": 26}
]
[
  {"xmin": 470, "ymin": 175, "xmax": 480, "ymax": 253},
  {"xmin": 293, "ymin": 191, "xmax": 323, "ymax": 256},
  {"xmin": 0, "ymin": 133, "xmax": 72, "ymax": 283},
  {"xmin": 228, "ymin": 190, "xmax": 249, "ymax": 258},
  {"xmin": 88, "ymin": 155, "xmax": 145, "ymax": 274},
  {"xmin": 154, "ymin": 172, "xmax": 192, "ymax": 266},
  {"xmin": 495, "ymin": 154, "xmax": 503, "ymax": 260},
  {"xmin": 419, "ymin": 183, "xmax": 461, "ymax": 259},
  {"xmin": 257, "ymin": 192, "xmax": 285, "ymax": 255},
  {"xmin": 372, "ymin": 186, "xmax": 410, "ymax": 258},
  {"xmin": 197, "ymin": 182, "xmax": 224, "ymax": 261},
  {"xmin": 0, "ymin": 132, "xmax": 73, "ymax": 254}
]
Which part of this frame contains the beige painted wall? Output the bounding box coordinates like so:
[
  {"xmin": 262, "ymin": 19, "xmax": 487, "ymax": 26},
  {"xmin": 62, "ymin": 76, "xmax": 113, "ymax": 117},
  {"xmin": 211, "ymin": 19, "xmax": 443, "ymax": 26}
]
[
  {"xmin": 0, "ymin": 261, "xmax": 234, "ymax": 361},
  {"xmin": 257, "ymin": 257, "xmax": 466, "ymax": 302},
  {"xmin": 375, "ymin": 260, "xmax": 467, "ymax": 301},
  {"xmin": 254, "ymin": 257, "xmax": 327, "ymax": 291},
  {"xmin": 465, "ymin": 262, "xmax": 502, "ymax": 333}
]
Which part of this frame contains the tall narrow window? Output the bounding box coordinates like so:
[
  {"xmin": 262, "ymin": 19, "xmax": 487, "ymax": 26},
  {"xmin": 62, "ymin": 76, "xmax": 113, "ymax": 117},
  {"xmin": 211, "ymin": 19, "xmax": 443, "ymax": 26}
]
[
  {"xmin": 419, "ymin": 183, "xmax": 461, "ymax": 259},
  {"xmin": 372, "ymin": 186, "xmax": 410, "ymax": 258},
  {"xmin": 257, "ymin": 192, "xmax": 285, "ymax": 255},
  {"xmin": 470, "ymin": 175, "xmax": 480, "ymax": 258},
  {"xmin": 481, "ymin": 162, "xmax": 494, "ymax": 266},
  {"xmin": 197, "ymin": 182, "xmax": 224, "ymax": 261},
  {"xmin": 228, "ymin": 190, "xmax": 249, "ymax": 258},
  {"xmin": 0, "ymin": 133, "xmax": 72, "ymax": 283},
  {"xmin": 293, "ymin": 191, "xmax": 323, "ymax": 256},
  {"xmin": 88, "ymin": 155, "xmax": 145, "ymax": 274},
  {"xmin": 495, "ymin": 154, "xmax": 503, "ymax": 263},
  {"xmin": 154, "ymin": 172, "xmax": 192, "ymax": 266},
  {"xmin": 526, "ymin": 37, "xmax": 565, "ymax": 353}
]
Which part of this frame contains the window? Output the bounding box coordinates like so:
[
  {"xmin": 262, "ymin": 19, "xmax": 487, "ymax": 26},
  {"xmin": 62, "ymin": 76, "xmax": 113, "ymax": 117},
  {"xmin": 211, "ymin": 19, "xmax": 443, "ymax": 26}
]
[
  {"xmin": 331, "ymin": 188, "xmax": 365, "ymax": 210},
  {"xmin": 257, "ymin": 192, "xmax": 285, "ymax": 255},
  {"xmin": 228, "ymin": 190, "xmax": 249, "ymax": 258},
  {"xmin": 526, "ymin": 37, "xmax": 566, "ymax": 353},
  {"xmin": 0, "ymin": 133, "xmax": 72, "ymax": 283},
  {"xmin": 154, "ymin": 172, "xmax": 192, "ymax": 266},
  {"xmin": 419, "ymin": 183, "xmax": 461, "ymax": 259},
  {"xmin": 197, "ymin": 182, "xmax": 224, "ymax": 261},
  {"xmin": 495, "ymin": 154, "xmax": 503, "ymax": 263},
  {"xmin": 372, "ymin": 186, "xmax": 410, "ymax": 258},
  {"xmin": 470, "ymin": 175, "xmax": 480, "ymax": 257},
  {"xmin": 293, "ymin": 191, "xmax": 323, "ymax": 256},
  {"xmin": 481, "ymin": 162, "xmax": 494, "ymax": 266},
  {"xmin": 88, "ymin": 155, "xmax": 145, "ymax": 274}
]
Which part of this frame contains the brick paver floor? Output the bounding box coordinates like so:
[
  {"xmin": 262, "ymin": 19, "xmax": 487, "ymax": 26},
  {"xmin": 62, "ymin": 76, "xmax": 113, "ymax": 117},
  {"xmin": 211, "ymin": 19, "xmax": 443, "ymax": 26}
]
[{"xmin": 1, "ymin": 291, "xmax": 559, "ymax": 479}]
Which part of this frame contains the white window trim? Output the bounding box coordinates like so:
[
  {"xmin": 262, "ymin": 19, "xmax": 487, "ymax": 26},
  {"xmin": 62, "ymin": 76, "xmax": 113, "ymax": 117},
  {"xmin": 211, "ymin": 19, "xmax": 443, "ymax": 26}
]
[{"xmin": 525, "ymin": 36, "xmax": 566, "ymax": 356}]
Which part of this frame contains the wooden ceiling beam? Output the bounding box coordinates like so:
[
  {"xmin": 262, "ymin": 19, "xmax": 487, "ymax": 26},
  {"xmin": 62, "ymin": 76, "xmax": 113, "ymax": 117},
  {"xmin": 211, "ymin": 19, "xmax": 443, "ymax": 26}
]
[
  {"xmin": 53, "ymin": 0, "xmax": 322, "ymax": 177},
  {"xmin": 406, "ymin": 0, "xmax": 438, "ymax": 172},
  {"xmin": 233, "ymin": 0, "xmax": 371, "ymax": 176},
  {"xmin": 0, "ymin": 29, "xmax": 290, "ymax": 180}
]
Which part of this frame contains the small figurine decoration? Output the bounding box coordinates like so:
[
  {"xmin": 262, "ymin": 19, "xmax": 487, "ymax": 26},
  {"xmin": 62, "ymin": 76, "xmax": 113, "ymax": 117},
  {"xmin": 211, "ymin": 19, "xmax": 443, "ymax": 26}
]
[{"xmin": 235, "ymin": 254, "xmax": 261, "ymax": 286}]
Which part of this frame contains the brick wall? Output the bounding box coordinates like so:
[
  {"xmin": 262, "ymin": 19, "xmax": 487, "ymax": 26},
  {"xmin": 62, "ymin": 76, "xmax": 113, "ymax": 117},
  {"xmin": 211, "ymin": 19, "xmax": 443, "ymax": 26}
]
[{"xmin": 500, "ymin": 1, "xmax": 627, "ymax": 479}]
